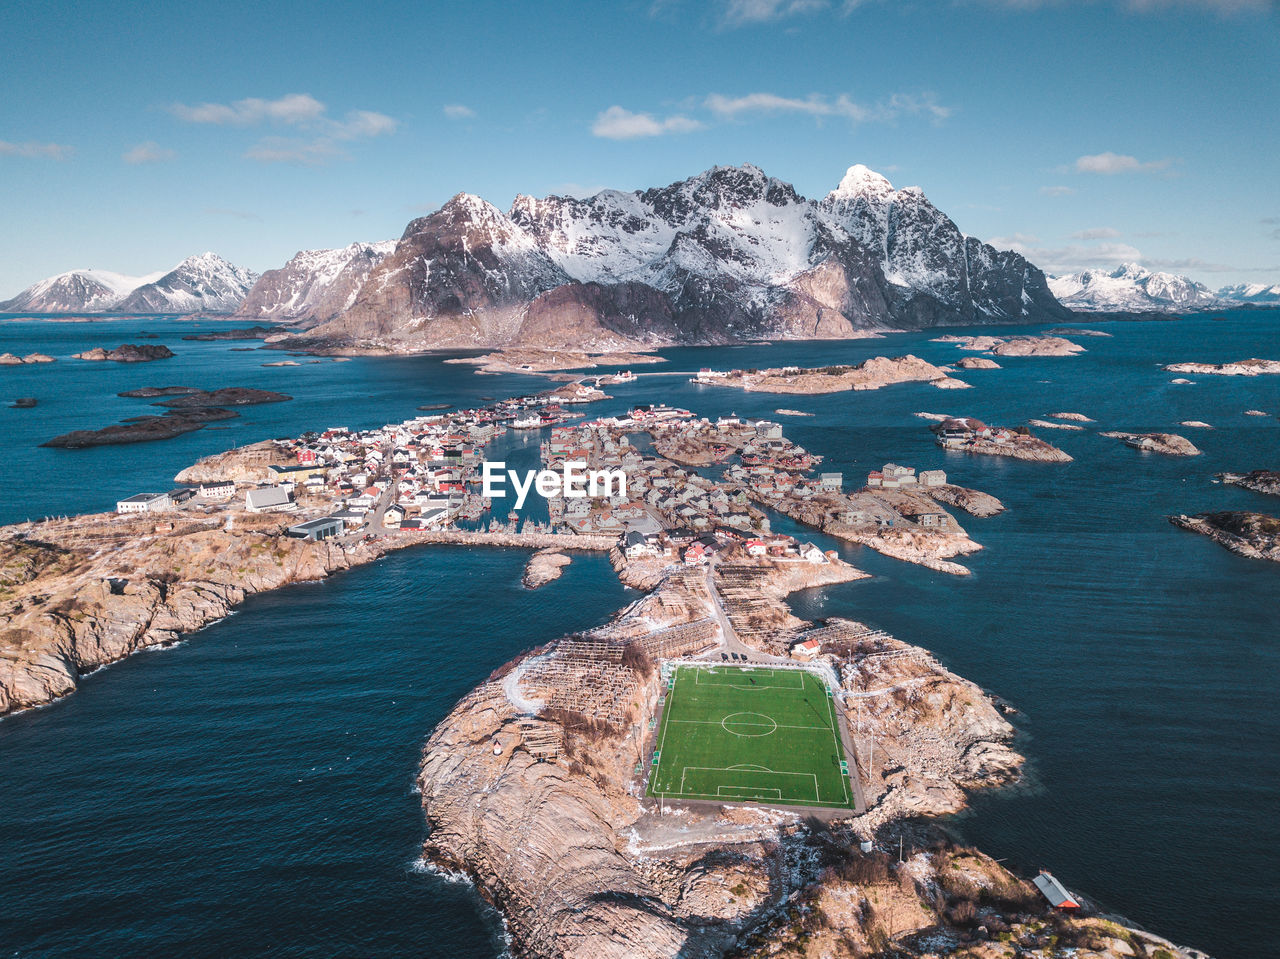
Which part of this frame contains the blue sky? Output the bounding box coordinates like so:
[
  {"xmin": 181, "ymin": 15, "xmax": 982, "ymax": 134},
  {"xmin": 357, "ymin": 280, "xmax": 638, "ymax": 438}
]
[{"xmin": 2, "ymin": 0, "xmax": 1277, "ymax": 295}]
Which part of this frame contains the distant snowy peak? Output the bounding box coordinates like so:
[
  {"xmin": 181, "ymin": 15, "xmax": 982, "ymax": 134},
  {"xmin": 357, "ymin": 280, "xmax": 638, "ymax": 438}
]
[
  {"xmin": 1218, "ymin": 282, "xmax": 1280, "ymax": 304},
  {"xmin": 0, "ymin": 269, "xmax": 155, "ymax": 313},
  {"xmin": 235, "ymin": 241, "xmax": 395, "ymax": 324},
  {"xmin": 116, "ymin": 253, "xmax": 258, "ymax": 313},
  {"xmin": 828, "ymin": 163, "xmax": 895, "ymax": 200},
  {"xmin": 1, "ymin": 253, "xmax": 256, "ymax": 314},
  {"xmin": 1049, "ymin": 263, "xmax": 1220, "ymax": 312}
]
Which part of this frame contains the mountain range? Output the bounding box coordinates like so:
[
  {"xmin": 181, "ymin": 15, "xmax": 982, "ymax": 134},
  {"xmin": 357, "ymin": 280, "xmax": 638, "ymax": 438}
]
[
  {"xmin": 290, "ymin": 163, "xmax": 1072, "ymax": 350},
  {"xmin": 0, "ymin": 253, "xmax": 258, "ymax": 315},
  {"xmin": 233, "ymin": 241, "xmax": 396, "ymax": 325},
  {"xmin": 5, "ymin": 166, "xmax": 1277, "ymax": 344},
  {"xmin": 1048, "ymin": 263, "xmax": 1280, "ymax": 313}
]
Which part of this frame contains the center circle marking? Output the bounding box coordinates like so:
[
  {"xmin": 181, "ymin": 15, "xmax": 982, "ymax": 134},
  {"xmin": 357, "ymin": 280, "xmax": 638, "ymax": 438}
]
[{"xmin": 721, "ymin": 712, "xmax": 778, "ymax": 737}]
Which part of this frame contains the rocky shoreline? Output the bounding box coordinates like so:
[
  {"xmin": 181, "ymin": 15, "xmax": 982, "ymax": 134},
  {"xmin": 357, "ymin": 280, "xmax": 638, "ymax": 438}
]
[
  {"xmin": 416, "ymin": 549, "xmax": 1205, "ymax": 959},
  {"xmin": 1170, "ymin": 511, "xmax": 1280, "ymax": 563},
  {"xmin": 41, "ymin": 388, "xmax": 291, "ymax": 448},
  {"xmin": 72, "ymin": 343, "xmax": 175, "ymax": 362},
  {"xmin": 445, "ymin": 348, "xmax": 665, "ymax": 375},
  {"xmin": 1100, "ymin": 431, "xmax": 1202, "ymax": 457},
  {"xmin": 0, "ymin": 512, "xmax": 386, "ymax": 715},
  {"xmin": 695, "ymin": 355, "xmax": 962, "ymax": 395},
  {"xmin": 932, "ymin": 334, "xmax": 1084, "ymax": 356},
  {"xmin": 1218, "ymin": 469, "xmax": 1280, "ymax": 497},
  {"xmin": 1163, "ymin": 357, "xmax": 1280, "ymax": 376},
  {"xmin": 522, "ymin": 550, "xmax": 571, "ymax": 588}
]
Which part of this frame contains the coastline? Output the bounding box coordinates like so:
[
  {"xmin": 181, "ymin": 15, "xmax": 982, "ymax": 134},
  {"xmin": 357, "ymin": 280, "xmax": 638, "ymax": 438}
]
[{"xmin": 415, "ymin": 549, "xmax": 1208, "ymax": 959}]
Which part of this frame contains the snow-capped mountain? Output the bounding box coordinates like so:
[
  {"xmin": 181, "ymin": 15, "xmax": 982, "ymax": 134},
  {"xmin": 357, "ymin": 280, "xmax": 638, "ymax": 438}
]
[
  {"xmin": 235, "ymin": 241, "xmax": 395, "ymax": 325},
  {"xmin": 1, "ymin": 253, "xmax": 257, "ymax": 314},
  {"xmin": 1218, "ymin": 282, "xmax": 1280, "ymax": 304},
  {"xmin": 307, "ymin": 163, "xmax": 1069, "ymax": 351},
  {"xmin": 1048, "ymin": 263, "xmax": 1222, "ymax": 312},
  {"xmin": 0, "ymin": 269, "xmax": 162, "ymax": 313},
  {"xmin": 114, "ymin": 253, "xmax": 258, "ymax": 313}
]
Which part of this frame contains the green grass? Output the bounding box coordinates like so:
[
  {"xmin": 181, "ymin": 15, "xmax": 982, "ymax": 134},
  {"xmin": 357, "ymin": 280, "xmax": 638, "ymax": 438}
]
[{"xmin": 647, "ymin": 664, "xmax": 854, "ymax": 809}]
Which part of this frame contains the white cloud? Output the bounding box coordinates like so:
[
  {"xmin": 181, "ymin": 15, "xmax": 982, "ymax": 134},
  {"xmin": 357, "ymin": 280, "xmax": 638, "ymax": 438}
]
[
  {"xmin": 330, "ymin": 110, "xmax": 397, "ymax": 140},
  {"xmin": 705, "ymin": 90, "xmax": 951, "ymax": 122},
  {"xmin": 1070, "ymin": 226, "xmax": 1122, "ymax": 240},
  {"xmin": 0, "ymin": 140, "xmax": 72, "ymax": 160},
  {"xmin": 123, "ymin": 141, "xmax": 176, "ymax": 164},
  {"xmin": 1039, "ymin": 185, "xmax": 1075, "ymax": 196},
  {"xmin": 1074, "ymin": 152, "xmax": 1173, "ymax": 175},
  {"xmin": 443, "ymin": 104, "xmax": 476, "ymax": 119},
  {"xmin": 243, "ymin": 137, "xmax": 343, "ymax": 166},
  {"xmin": 591, "ymin": 105, "xmax": 703, "ymax": 139},
  {"xmin": 169, "ymin": 93, "xmax": 396, "ymax": 164},
  {"xmin": 1143, "ymin": 256, "xmax": 1249, "ymax": 273},
  {"xmin": 992, "ymin": 237, "xmax": 1146, "ymax": 272},
  {"xmin": 988, "ymin": 232, "xmax": 1041, "ymax": 248},
  {"xmin": 170, "ymin": 93, "xmax": 327, "ymax": 126},
  {"xmin": 721, "ymin": 0, "xmax": 829, "ymax": 26}
]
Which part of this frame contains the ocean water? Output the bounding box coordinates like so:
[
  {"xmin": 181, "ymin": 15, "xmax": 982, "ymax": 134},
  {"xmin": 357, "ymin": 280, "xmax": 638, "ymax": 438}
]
[{"xmin": 1, "ymin": 312, "xmax": 1277, "ymax": 957}]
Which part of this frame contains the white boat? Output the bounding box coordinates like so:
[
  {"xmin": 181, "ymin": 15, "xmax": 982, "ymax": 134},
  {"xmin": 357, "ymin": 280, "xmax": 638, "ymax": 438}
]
[{"xmin": 511, "ymin": 415, "xmax": 544, "ymax": 429}]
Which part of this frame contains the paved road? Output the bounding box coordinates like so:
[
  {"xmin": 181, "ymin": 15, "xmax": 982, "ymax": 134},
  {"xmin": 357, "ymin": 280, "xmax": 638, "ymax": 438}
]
[{"xmin": 700, "ymin": 559, "xmax": 790, "ymax": 665}]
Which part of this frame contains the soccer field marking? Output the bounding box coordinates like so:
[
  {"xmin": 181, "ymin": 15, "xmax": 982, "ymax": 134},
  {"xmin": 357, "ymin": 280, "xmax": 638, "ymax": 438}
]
[
  {"xmin": 649, "ymin": 664, "xmax": 855, "ymax": 809},
  {"xmin": 677, "ymin": 765, "xmax": 821, "ymax": 802},
  {"xmin": 819, "ymin": 680, "xmax": 852, "ymax": 805},
  {"xmin": 719, "ymin": 712, "xmax": 778, "ymax": 736},
  {"xmin": 694, "ymin": 667, "xmax": 805, "ymax": 691},
  {"xmin": 668, "ymin": 718, "xmax": 833, "ymax": 732},
  {"xmin": 717, "ymin": 786, "xmax": 782, "ymax": 799}
]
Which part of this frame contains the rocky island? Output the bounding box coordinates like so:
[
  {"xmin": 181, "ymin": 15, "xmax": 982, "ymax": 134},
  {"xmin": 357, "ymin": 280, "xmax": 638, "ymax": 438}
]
[
  {"xmin": 73, "ymin": 344, "xmax": 176, "ymax": 362},
  {"xmin": 180, "ymin": 325, "xmax": 283, "ymax": 341},
  {"xmin": 522, "ymin": 549, "xmax": 571, "ymax": 588},
  {"xmin": 692, "ymin": 355, "xmax": 962, "ymax": 395},
  {"xmin": 1100, "ymin": 432, "xmax": 1202, "ymax": 457},
  {"xmin": 1028, "ymin": 419, "xmax": 1085, "ymax": 431},
  {"xmin": 1170, "ymin": 511, "xmax": 1280, "ymax": 563},
  {"xmin": 932, "ymin": 417, "xmax": 1073, "ymax": 463},
  {"xmin": 446, "ymin": 349, "xmax": 665, "ymax": 375},
  {"xmin": 1163, "ymin": 357, "xmax": 1280, "ymax": 376},
  {"xmin": 932, "ymin": 334, "xmax": 1085, "ymax": 356},
  {"xmin": 0, "ymin": 385, "xmax": 1212, "ymax": 959},
  {"xmin": 42, "ymin": 387, "xmax": 292, "ymax": 448},
  {"xmin": 1218, "ymin": 469, "xmax": 1280, "ymax": 497},
  {"xmin": 418, "ymin": 548, "xmax": 1195, "ymax": 959},
  {"xmin": 0, "ymin": 352, "xmax": 56, "ymax": 365}
]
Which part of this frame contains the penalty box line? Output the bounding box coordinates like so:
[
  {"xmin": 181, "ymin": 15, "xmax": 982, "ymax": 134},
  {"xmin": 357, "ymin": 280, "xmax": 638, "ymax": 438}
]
[
  {"xmin": 678, "ymin": 766, "xmax": 820, "ymax": 802},
  {"xmin": 693, "ymin": 668, "xmax": 805, "ymax": 690}
]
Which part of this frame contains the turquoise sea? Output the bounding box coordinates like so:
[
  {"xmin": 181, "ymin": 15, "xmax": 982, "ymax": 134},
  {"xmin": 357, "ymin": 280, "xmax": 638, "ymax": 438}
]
[{"xmin": 0, "ymin": 312, "xmax": 1277, "ymax": 957}]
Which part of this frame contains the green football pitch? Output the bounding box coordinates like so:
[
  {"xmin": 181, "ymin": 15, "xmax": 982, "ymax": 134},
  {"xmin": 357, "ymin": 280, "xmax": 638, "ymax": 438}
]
[{"xmin": 646, "ymin": 664, "xmax": 855, "ymax": 809}]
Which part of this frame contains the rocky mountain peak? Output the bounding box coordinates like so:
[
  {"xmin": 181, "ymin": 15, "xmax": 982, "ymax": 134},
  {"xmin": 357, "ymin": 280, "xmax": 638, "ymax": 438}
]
[
  {"xmin": 829, "ymin": 163, "xmax": 894, "ymax": 199},
  {"xmin": 1112, "ymin": 262, "xmax": 1149, "ymax": 280}
]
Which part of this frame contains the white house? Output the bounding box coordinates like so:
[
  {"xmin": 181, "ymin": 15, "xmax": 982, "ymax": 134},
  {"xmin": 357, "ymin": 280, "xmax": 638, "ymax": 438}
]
[
  {"xmin": 197, "ymin": 481, "xmax": 235, "ymax": 501},
  {"xmin": 799, "ymin": 542, "xmax": 827, "ymax": 564},
  {"xmin": 116, "ymin": 492, "xmax": 172, "ymax": 514},
  {"xmin": 791, "ymin": 638, "xmax": 821, "ymax": 661},
  {"xmin": 245, "ymin": 486, "xmax": 295, "ymax": 513}
]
